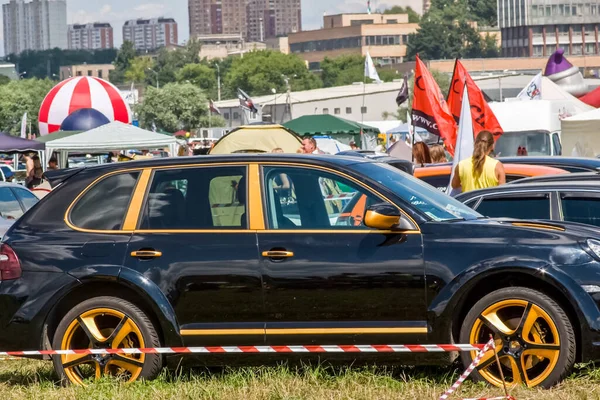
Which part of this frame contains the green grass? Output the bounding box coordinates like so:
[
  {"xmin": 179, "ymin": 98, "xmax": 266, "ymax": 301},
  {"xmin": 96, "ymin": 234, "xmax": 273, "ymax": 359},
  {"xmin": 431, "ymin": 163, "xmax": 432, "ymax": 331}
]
[{"xmin": 2, "ymin": 359, "xmax": 600, "ymax": 399}]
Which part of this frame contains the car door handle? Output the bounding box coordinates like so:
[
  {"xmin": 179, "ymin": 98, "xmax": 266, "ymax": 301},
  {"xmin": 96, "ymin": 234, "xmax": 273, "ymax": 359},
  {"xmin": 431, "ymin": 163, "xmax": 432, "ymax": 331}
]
[
  {"xmin": 130, "ymin": 250, "xmax": 162, "ymax": 258},
  {"xmin": 261, "ymin": 250, "xmax": 294, "ymax": 258}
]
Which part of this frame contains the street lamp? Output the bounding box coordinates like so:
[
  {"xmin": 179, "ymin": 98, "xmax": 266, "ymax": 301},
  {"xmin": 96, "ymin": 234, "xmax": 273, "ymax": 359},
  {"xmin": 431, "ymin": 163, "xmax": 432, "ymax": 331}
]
[
  {"xmin": 147, "ymin": 68, "xmax": 159, "ymax": 89},
  {"xmin": 215, "ymin": 64, "xmax": 222, "ymax": 101}
]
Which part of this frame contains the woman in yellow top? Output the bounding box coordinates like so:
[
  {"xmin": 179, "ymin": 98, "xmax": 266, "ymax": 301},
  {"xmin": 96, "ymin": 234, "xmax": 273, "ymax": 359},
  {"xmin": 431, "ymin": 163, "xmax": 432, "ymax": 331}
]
[{"xmin": 451, "ymin": 130, "xmax": 506, "ymax": 193}]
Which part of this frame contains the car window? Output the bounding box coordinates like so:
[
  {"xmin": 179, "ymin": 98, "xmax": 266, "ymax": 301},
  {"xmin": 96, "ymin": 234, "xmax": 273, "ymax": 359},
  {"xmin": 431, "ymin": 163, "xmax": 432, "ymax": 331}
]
[
  {"xmin": 552, "ymin": 133, "xmax": 562, "ymax": 156},
  {"xmin": 0, "ymin": 188, "xmax": 23, "ymax": 220},
  {"xmin": 475, "ymin": 195, "xmax": 551, "ymax": 220},
  {"xmin": 561, "ymin": 195, "xmax": 600, "ymax": 227},
  {"xmin": 12, "ymin": 188, "xmax": 38, "ymax": 210},
  {"xmin": 463, "ymin": 198, "xmax": 479, "ymax": 208},
  {"xmin": 140, "ymin": 166, "xmax": 246, "ymax": 230},
  {"xmin": 263, "ymin": 166, "xmax": 383, "ymax": 229},
  {"xmin": 70, "ymin": 172, "xmax": 140, "ymax": 230},
  {"xmin": 419, "ymin": 175, "xmax": 450, "ymax": 192}
]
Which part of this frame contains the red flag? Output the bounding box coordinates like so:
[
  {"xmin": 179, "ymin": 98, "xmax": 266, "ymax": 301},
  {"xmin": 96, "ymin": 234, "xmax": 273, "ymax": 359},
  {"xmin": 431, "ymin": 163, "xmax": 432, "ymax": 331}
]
[
  {"xmin": 447, "ymin": 60, "xmax": 503, "ymax": 140},
  {"xmin": 411, "ymin": 55, "xmax": 457, "ymax": 154}
]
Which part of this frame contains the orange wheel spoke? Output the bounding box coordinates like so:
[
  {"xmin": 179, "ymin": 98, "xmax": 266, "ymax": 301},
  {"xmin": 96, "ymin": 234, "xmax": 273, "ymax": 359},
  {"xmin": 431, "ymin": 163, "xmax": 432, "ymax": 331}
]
[
  {"xmin": 62, "ymin": 353, "xmax": 93, "ymax": 369},
  {"xmin": 475, "ymin": 344, "xmax": 504, "ymax": 371},
  {"xmin": 518, "ymin": 303, "xmax": 542, "ymax": 339},
  {"xmin": 507, "ymin": 356, "xmax": 529, "ymax": 386},
  {"xmin": 480, "ymin": 312, "xmax": 515, "ymax": 335},
  {"xmin": 108, "ymin": 317, "xmax": 136, "ymax": 348},
  {"xmin": 78, "ymin": 315, "xmax": 108, "ymax": 344},
  {"xmin": 107, "ymin": 354, "xmax": 144, "ymax": 376}
]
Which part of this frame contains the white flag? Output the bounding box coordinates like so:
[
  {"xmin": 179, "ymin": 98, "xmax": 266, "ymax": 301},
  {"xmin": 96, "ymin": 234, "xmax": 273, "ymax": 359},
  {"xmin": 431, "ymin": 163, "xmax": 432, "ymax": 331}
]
[
  {"xmin": 20, "ymin": 113, "xmax": 27, "ymax": 139},
  {"xmin": 517, "ymin": 72, "xmax": 542, "ymax": 100},
  {"xmin": 364, "ymin": 52, "xmax": 382, "ymax": 84},
  {"xmin": 446, "ymin": 84, "xmax": 474, "ymax": 196}
]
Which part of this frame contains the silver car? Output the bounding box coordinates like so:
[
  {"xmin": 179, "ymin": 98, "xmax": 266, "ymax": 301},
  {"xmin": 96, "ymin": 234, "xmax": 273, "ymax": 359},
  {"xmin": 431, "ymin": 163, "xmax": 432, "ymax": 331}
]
[{"xmin": 0, "ymin": 182, "xmax": 39, "ymax": 237}]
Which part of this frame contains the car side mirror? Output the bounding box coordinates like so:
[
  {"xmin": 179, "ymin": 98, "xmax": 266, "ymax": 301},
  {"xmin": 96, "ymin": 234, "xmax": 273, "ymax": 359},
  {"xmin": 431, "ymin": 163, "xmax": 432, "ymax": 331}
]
[{"xmin": 364, "ymin": 203, "xmax": 414, "ymax": 231}]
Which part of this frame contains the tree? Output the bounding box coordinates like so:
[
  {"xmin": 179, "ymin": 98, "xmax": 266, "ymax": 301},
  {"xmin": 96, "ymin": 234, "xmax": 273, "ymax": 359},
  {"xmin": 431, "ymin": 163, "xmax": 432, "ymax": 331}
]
[
  {"xmin": 482, "ymin": 34, "xmax": 501, "ymax": 57},
  {"xmin": 125, "ymin": 57, "xmax": 154, "ymax": 84},
  {"xmin": 406, "ymin": 3, "xmax": 490, "ymax": 60},
  {"xmin": 0, "ymin": 78, "xmax": 55, "ymax": 134},
  {"xmin": 136, "ymin": 83, "xmax": 218, "ymax": 132},
  {"xmin": 176, "ymin": 64, "xmax": 217, "ymax": 99},
  {"xmin": 320, "ymin": 54, "xmax": 364, "ymax": 87},
  {"xmin": 224, "ymin": 50, "xmax": 321, "ymax": 96},
  {"xmin": 110, "ymin": 41, "xmax": 137, "ymax": 84},
  {"xmin": 467, "ymin": 0, "xmax": 498, "ymax": 27},
  {"xmin": 383, "ymin": 6, "xmax": 421, "ymax": 23}
]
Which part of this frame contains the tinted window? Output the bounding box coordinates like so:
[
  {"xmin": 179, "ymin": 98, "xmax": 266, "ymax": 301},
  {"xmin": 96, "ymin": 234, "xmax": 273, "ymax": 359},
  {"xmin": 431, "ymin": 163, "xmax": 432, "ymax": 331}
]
[
  {"xmin": 419, "ymin": 175, "xmax": 450, "ymax": 192},
  {"xmin": 552, "ymin": 133, "xmax": 562, "ymax": 155},
  {"xmin": 475, "ymin": 196, "xmax": 551, "ymax": 219},
  {"xmin": 70, "ymin": 172, "xmax": 140, "ymax": 230},
  {"xmin": 561, "ymin": 195, "xmax": 600, "ymax": 227},
  {"xmin": 0, "ymin": 188, "xmax": 23, "ymax": 220},
  {"xmin": 263, "ymin": 166, "xmax": 382, "ymax": 229},
  {"xmin": 13, "ymin": 188, "xmax": 38, "ymax": 210},
  {"xmin": 140, "ymin": 166, "xmax": 246, "ymax": 230}
]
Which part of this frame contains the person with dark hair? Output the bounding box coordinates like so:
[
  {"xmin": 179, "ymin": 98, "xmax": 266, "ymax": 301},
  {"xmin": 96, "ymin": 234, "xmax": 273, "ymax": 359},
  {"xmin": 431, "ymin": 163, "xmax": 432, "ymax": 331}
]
[
  {"xmin": 26, "ymin": 155, "xmax": 43, "ymax": 189},
  {"xmin": 48, "ymin": 157, "xmax": 59, "ymax": 170},
  {"xmin": 451, "ymin": 130, "xmax": 506, "ymax": 193},
  {"xmin": 412, "ymin": 142, "xmax": 432, "ymax": 167}
]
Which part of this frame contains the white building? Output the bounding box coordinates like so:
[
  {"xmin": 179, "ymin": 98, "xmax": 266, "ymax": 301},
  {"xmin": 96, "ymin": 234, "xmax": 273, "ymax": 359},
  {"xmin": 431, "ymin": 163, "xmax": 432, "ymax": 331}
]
[
  {"xmin": 3, "ymin": 0, "xmax": 67, "ymax": 54},
  {"xmin": 68, "ymin": 23, "xmax": 114, "ymax": 50},
  {"xmin": 214, "ymin": 81, "xmax": 405, "ymax": 129},
  {"xmin": 122, "ymin": 18, "xmax": 178, "ymax": 51}
]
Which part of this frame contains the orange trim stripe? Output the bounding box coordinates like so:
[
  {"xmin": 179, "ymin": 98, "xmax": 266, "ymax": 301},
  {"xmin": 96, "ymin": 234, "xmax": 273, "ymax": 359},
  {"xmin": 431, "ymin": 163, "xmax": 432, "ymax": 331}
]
[
  {"xmin": 123, "ymin": 168, "xmax": 152, "ymax": 230},
  {"xmin": 180, "ymin": 327, "xmax": 428, "ymax": 336}
]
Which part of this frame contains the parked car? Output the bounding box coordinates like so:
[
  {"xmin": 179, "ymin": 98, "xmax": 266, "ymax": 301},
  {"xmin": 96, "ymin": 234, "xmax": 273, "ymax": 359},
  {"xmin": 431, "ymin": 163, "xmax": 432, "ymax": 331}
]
[
  {"xmin": 0, "ymin": 182, "xmax": 38, "ymax": 236},
  {"xmin": 494, "ymin": 130, "xmax": 562, "ymax": 156},
  {"xmin": 4, "ymin": 154, "xmax": 600, "ymax": 389},
  {"xmin": 498, "ymin": 156, "xmax": 600, "ymax": 173},
  {"xmin": 415, "ymin": 163, "xmax": 568, "ymax": 191},
  {"xmin": 510, "ymin": 171, "xmax": 600, "ymax": 185},
  {"xmin": 336, "ymin": 150, "xmax": 414, "ymax": 175},
  {"xmin": 456, "ymin": 181, "xmax": 600, "ymax": 228}
]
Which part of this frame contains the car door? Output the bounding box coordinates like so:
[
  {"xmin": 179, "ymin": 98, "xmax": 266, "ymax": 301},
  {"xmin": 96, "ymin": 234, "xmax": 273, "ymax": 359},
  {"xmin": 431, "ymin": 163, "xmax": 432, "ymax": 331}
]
[
  {"xmin": 559, "ymin": 191, "xmax": 600, "ymax": 227},
  {"xmin": 473, "ymin": 192, "xmax": 554, "ymax": 220},
  {"xmin": 123, "ymin": 164, "xmax": 265, "ymax": 346},
  {"xmin": 257, "ymin": 164, "xmax": 427, "ymax": 346}
]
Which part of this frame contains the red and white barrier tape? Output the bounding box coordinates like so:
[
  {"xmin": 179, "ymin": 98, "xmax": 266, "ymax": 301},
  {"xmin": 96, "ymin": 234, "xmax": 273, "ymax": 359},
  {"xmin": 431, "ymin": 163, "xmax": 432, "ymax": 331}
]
[
  {"xmin": 0, "ymin": 343, "xmax": 486, "ymax": 357},
  {"xmin": 439, "ymin": 338, "xmax": 498, "ymax": 400}
]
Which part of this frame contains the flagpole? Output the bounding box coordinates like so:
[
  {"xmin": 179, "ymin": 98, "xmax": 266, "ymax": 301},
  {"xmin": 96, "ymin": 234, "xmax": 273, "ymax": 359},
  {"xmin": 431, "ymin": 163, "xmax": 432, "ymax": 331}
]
[{"xmin": 361, "ymin": 73, "xmax": 366, "ymax": 150}]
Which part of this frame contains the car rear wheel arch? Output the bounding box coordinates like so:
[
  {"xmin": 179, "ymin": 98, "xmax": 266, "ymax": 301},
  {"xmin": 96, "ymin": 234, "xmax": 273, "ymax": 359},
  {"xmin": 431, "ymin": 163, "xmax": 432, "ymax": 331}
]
[
  {"xmin": 44, "ymin": 281, "xmax": 174, "ymax": 352},
  {"xmin": 450, "ymin": 271, "xmax": 583, "ymax": 363}
]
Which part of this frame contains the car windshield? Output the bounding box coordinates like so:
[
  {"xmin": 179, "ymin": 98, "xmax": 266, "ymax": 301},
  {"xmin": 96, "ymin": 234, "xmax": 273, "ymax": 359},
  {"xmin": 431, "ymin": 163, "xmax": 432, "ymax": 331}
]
[
  {"xmin": 353, "ymin": 162, "xmax": 482, "ymax": 222},
  {"xmin": 494, "ymin": 131, "xmax": 552, "ymax": 157}
]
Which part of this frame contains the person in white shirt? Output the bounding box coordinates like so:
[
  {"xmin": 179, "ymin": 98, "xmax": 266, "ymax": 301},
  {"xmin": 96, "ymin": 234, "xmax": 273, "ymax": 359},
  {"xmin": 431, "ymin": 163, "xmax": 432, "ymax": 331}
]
[{"xmin": 301, "ymin": 136, "xmax": 326, "ymax": 154}]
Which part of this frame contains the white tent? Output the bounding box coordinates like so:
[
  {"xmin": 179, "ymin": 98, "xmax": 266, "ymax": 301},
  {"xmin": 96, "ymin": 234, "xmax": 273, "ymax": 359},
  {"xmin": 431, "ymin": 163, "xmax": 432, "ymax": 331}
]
[
  {"xmin": 46, "ymin": 121, "xmax": 179, "ymax": 166},
  {"xmin": 561, "ymin": 108, "xmax": 600, "ymax": 157}
]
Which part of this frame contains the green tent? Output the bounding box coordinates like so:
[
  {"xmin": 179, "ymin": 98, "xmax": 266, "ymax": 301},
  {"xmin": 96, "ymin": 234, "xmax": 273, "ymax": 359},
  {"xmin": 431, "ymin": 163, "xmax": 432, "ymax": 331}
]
[
  {"xmin": 283, "ymin": 115, "xmax": 380, "ymax": 136},
  {"xmin": 35, "ymin": 130, "xmax": 83, "ymax": 143}
]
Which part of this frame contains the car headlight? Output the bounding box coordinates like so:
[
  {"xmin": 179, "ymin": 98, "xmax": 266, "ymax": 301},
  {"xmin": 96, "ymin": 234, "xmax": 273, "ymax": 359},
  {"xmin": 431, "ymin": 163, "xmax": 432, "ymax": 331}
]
[{"xmin": 586, "ymin": 239, "xmax": 600, "ymax": 260}]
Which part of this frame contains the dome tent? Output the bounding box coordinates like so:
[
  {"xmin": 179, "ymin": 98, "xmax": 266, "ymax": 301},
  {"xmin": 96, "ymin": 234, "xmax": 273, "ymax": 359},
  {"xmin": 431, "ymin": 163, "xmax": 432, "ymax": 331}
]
[{"xmin": 209, "ymin": 124, "xmax": 302, "ymax": 154}]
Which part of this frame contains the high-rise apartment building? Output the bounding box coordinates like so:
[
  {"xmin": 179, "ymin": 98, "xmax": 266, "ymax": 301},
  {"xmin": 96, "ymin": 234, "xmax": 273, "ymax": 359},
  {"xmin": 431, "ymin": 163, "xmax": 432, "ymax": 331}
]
[
  {"xmin": 246, "ymin": 0, "xmax": 301, "ymax": 42},
  {"xmin": 188, "ymin": 0, "xmax": 247, "ymax": 39},
  {"xmin": 499, "ymin": 0, "xmax": 600, "ymax": 57},
  {"xmin": 3, "ymin": 0, "xmax": 67, "ymax": 55},
  {"xmin": 122, "ymin": 18, "xmax": 178, "ymax": 51},
  {"xmin": 68, "ymin": 23, "xmax": 114, "ymax": 50}
]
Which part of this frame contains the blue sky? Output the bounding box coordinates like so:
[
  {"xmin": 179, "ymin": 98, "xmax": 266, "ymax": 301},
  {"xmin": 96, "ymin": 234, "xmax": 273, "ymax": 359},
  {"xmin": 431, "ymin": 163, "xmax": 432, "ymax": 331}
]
[{"xmin": 0, "ymin": 0, "xmax": 421, "ymax": 54}]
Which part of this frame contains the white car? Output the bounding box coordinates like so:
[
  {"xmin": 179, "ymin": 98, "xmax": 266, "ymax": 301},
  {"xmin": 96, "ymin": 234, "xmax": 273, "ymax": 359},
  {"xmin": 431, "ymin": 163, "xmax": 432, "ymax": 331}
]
[{"xmin": 0, "ymin": 182, "xmax": 39, "ymax": 237}]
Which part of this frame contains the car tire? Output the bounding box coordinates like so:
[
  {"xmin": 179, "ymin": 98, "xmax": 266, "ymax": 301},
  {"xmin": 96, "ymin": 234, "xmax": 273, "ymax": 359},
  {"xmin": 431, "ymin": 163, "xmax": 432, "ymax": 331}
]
[
  {"xmin": 459, "ymin": 286, "xmax": 575, "ymax": 389},
  {"xmin": 52, "ymin": 296, "xmax": 163, "ymax": 385}
]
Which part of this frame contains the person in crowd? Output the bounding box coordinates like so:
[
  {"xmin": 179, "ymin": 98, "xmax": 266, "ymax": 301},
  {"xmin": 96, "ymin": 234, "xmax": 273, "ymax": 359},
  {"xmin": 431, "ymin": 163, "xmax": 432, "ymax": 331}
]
[
  {"xmin": 412, "ymin": 142, "xmax": 432, "ymax": 167},
  {"xmin": 26, "ymin": 154, "xmax": 43, "ymax": 189},
  {"xmin": 301, "ymin": 136, "xmax": 325, "ymax": 154},
  {"xmin": 47, "ymin": 157, "xmax": 59, "ymax": 170},
  {"xmin": 374, "ymin": 138, "xmax": 385, "ymax": 153},
  {"xmin": 271, "ymin": 148, "xmax": 292, "ymax": 196},
  {"xmin": 451, "ymin": 130, "xmax": 506, "ymax": 193},
  {"xmin": 430, "ymin": 144, "xmax": 448, "ymax": 163},
  {"xmin": 24, "ymin": 153, "xmax": 34, "ymax": 178},
  {"xmin": 349, "ymin": 141, "xmax": 359, "ymax": 150}
]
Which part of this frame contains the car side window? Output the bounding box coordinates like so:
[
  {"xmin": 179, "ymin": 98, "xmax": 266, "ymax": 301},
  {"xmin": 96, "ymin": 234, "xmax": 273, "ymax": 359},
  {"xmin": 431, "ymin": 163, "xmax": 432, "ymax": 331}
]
[
  {"xmin": 263, "ymin": 166, "xmax": 383, "ymax": 229},
  {"xmin": 139, "ymin": 166, "xmax": 246, "ymax": 230},
  {"xmin": 70, "ymin": 172, "xmax": 140, "ymax": 230},
  {"xmin": 12, "ymin": 188, "xmax": 38, "ymax": 210},
  {"xmin": 560, "ymin": 194, "xmax": 600, "ymax": 227},
  {"xmin": 0, "ymin": 188, "xmax": 24, "ymax": 220},
  {"xmin": 419, "ymin": 175, "xmax": 450, "ymax": 192},
  {"xmin": 475, "ymin": 194, "xmax": 551, "ymax": 220},
  {"xmin": 552, "ymin": 133, "xmax": 562, "ymax": 155}
]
